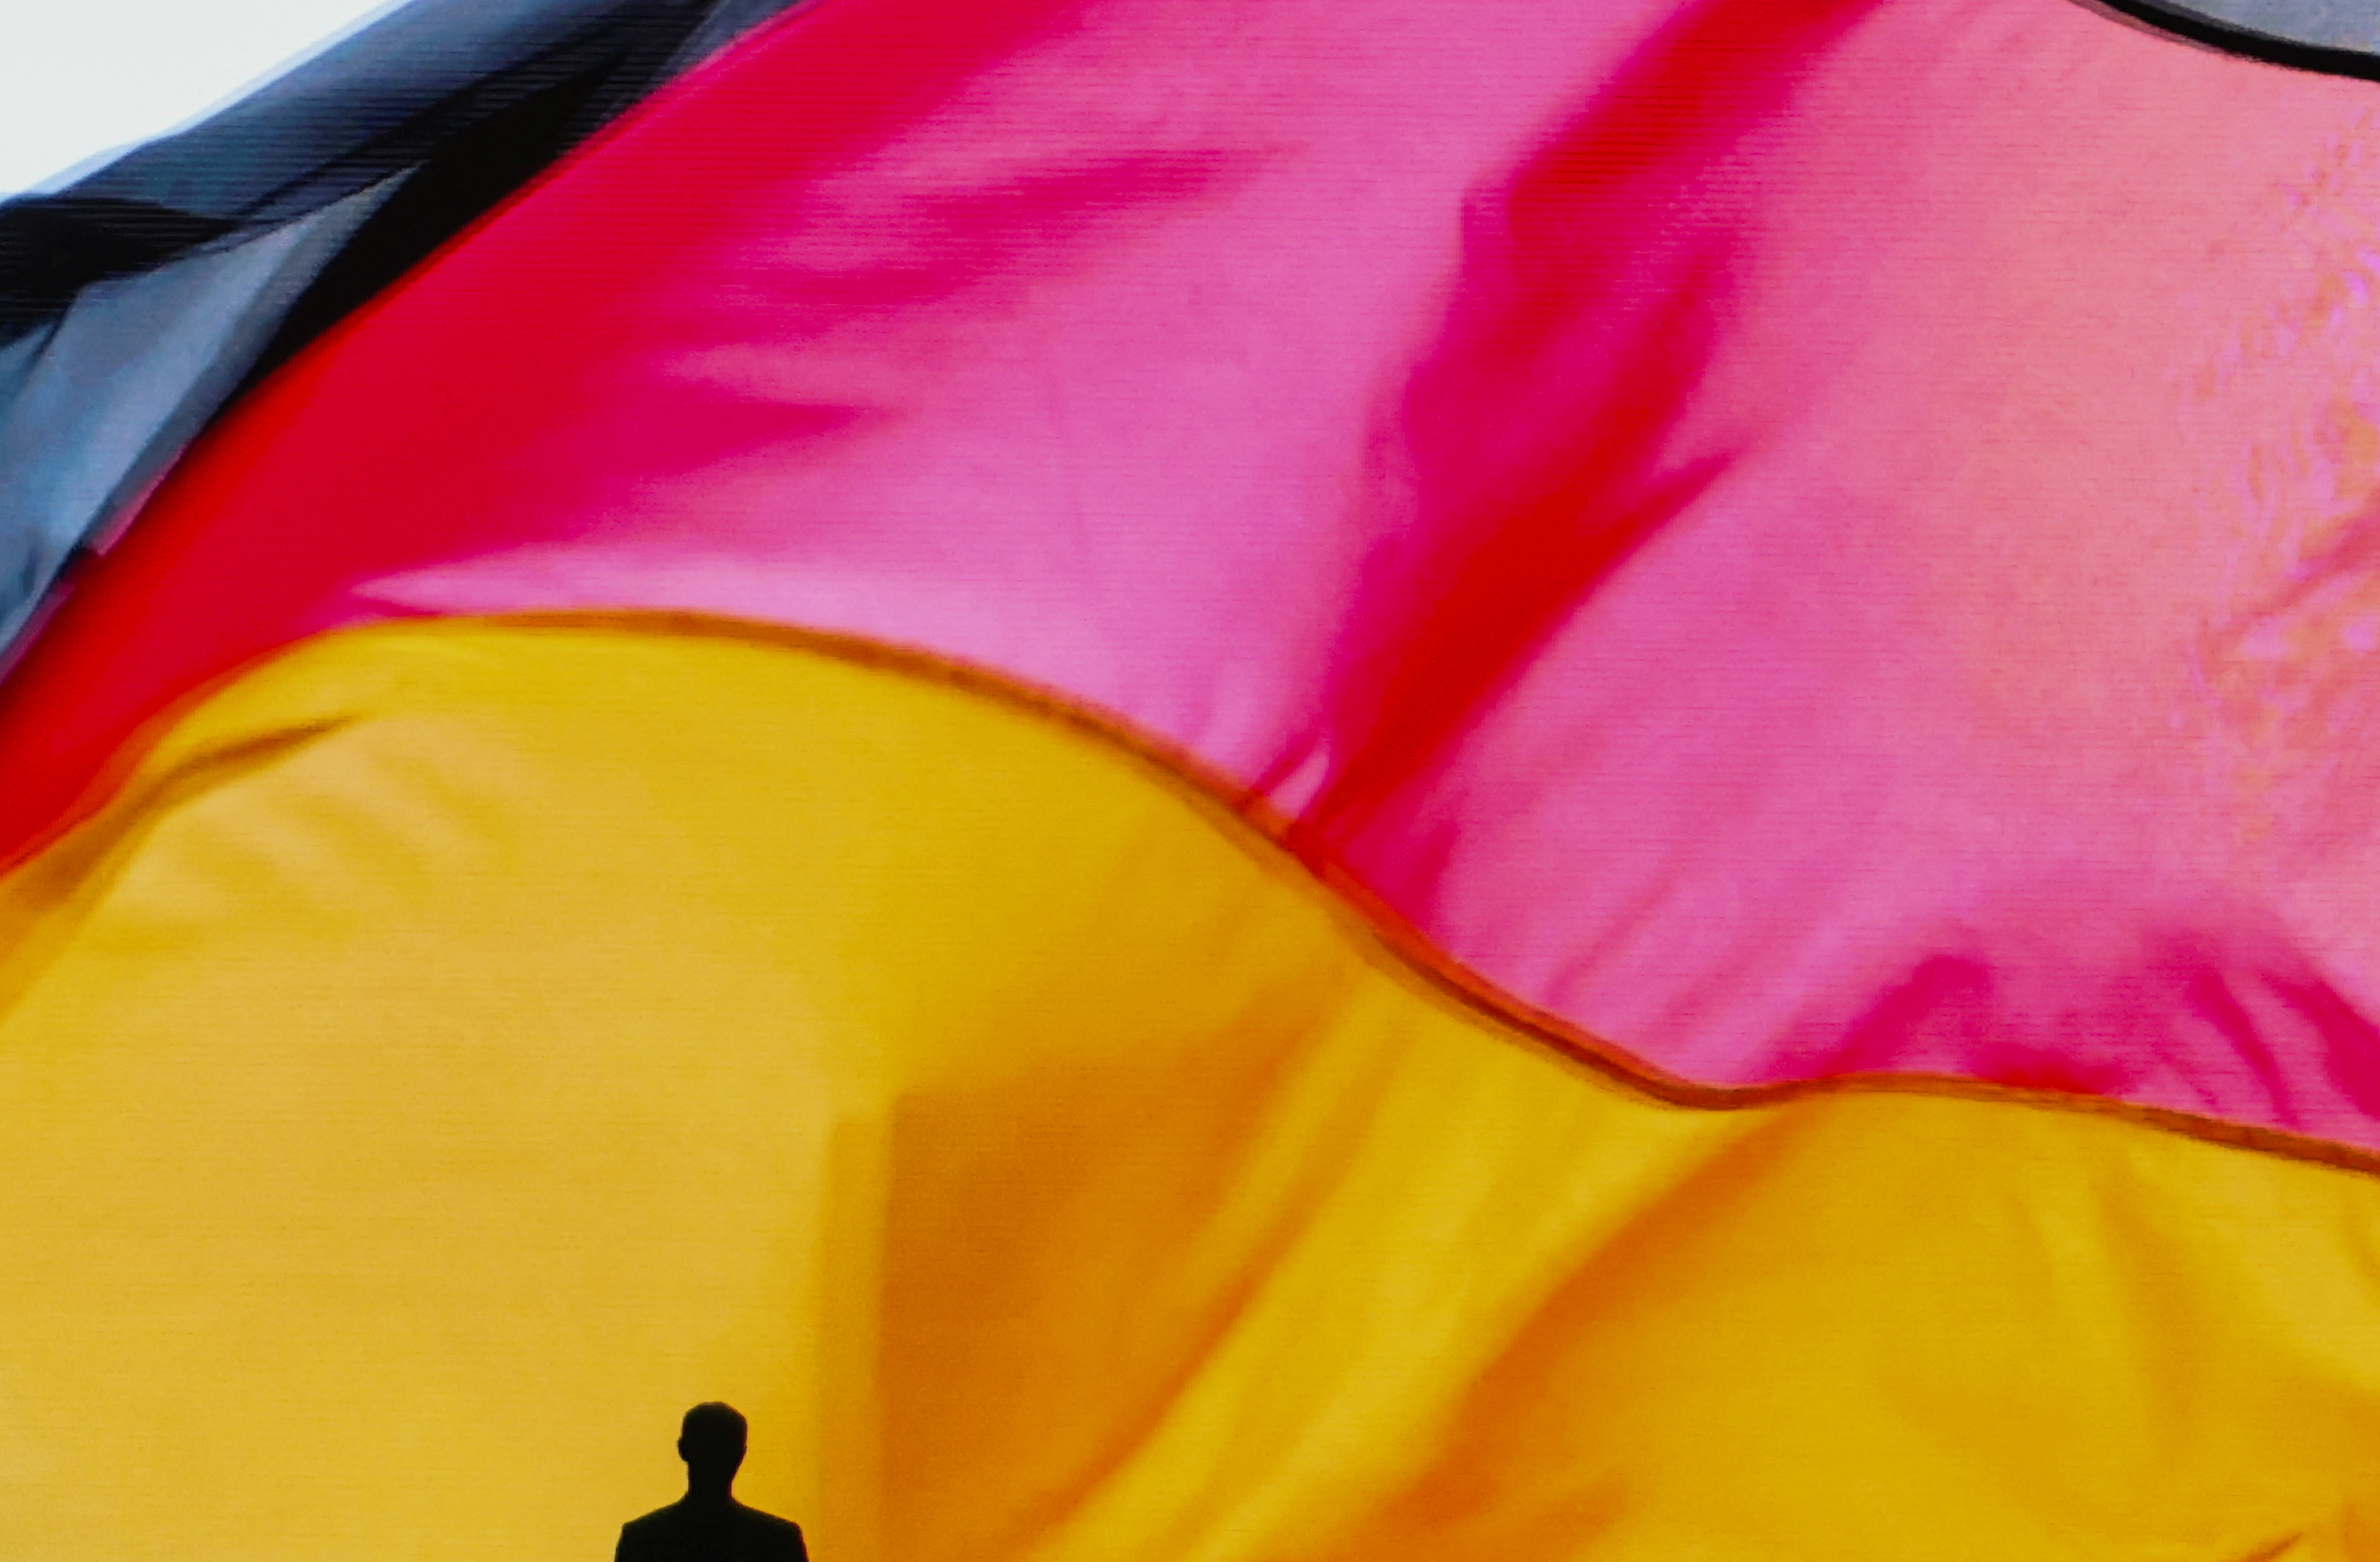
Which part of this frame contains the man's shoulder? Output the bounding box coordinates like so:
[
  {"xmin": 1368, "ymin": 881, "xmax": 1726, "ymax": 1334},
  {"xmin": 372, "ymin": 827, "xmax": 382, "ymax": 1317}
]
[
  {"xmin": 736, "ymin": 1505, "xmax": 803, "ymax": 1535},
  {"xmin": 733, "ymin": 1504, "xmax": 807, "ymax": 1554},
  {"xmin": 619, "ymin": 1504, "xmax": 679, "ymax": 1535},
  {"xmin": 618, "ymin": 1500, "xmax": 805, "ymax": 1558},
  {"xmin": 614, "ymin": 1506, "xmax": 674, "ymax": 1561}
]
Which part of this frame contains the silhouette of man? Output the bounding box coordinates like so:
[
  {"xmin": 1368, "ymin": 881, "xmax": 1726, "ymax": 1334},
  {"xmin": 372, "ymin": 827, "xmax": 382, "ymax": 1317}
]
[{"xmin": 616, "ymin": 1402, "xmax": 810, "ymax": 1562}]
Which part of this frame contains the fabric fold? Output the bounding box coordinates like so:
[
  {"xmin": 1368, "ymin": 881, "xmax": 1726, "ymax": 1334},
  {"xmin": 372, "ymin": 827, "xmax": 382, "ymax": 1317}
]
[{"xmin": 4, "ymin": 617, "xmax": 2378, "ymax": 1559}]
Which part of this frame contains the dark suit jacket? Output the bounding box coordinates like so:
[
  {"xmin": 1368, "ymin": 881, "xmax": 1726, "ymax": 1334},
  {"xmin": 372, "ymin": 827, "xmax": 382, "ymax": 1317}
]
[{"xmin": 616, "ymin": 1498, "xmax": 809, "ymax": 1562}]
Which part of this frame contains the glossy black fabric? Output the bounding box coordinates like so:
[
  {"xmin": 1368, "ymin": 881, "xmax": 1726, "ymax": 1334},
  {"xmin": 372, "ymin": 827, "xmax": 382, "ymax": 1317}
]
[
  {"xmin": 0, "ymin": 0, "xmax": 804, "ymax": 656},
  {"xmin": 2091, "ymin": 0, "xmax": 2380, "ymax": 76},
  {"xmin": 0, "ymin": 0, "xmax": 798, "ymax": 334}
]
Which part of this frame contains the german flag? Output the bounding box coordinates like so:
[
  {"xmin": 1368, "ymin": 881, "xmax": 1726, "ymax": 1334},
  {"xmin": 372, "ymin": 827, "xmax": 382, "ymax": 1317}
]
[{"xmin": 8, "ymin": 0, "xmax": 2380, "ymax": 1556}]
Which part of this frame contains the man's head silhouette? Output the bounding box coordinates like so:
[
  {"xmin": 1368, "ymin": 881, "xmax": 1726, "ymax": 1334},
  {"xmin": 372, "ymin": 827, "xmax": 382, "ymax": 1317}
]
[
  {"xmin": 677, "ymin": 1402, "xmax": 747, "ymax": 1500},
  {"xmin": 621, "ymin": 1401, "xmax": 807, "ymax": 1559}
]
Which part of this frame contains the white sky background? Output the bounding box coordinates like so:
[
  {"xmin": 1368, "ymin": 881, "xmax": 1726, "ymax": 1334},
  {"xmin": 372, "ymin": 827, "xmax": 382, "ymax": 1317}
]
[{"xmin": 0, "ymin": 0, "xmax": 409, "ymax": 196}]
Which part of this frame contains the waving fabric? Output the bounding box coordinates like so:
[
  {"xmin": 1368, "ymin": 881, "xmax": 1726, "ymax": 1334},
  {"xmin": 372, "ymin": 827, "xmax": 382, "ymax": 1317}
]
[
  {"xmin": 8, "ymin": 0, "xmax": 2380, "ymax": 1555},
  {"xmin": 0, "ymin": 0, "xmax": 808, "ymax": 647},
  {"xmin": 7, "ymin": 619, "xmax": 2380, "ymax": 1560}
]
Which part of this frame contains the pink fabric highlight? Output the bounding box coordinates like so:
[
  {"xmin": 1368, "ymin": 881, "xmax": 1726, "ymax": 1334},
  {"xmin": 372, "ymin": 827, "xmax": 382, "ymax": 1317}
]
[{"xmin": 10, "ymin": 0, "xmax": 2380, "ymax": 1146}]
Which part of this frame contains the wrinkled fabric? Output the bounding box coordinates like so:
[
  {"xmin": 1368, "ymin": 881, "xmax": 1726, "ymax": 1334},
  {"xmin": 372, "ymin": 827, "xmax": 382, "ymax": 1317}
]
[
  {"xmin": 9, "ymin": 0, "xmax": 2380, "ymax": 1150},
  {"xmin": 5, "ymin": 619, "xmax": 2379, "ymax": 1561},
  {"xmin": 0, "ymin": 0, "xmax": 811, "ymax": 646}
]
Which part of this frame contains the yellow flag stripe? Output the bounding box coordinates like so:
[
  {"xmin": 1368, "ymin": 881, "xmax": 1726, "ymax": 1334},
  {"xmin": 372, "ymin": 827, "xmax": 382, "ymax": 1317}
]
[{"xmin": 1, "ymin": 618, "xmax": 2377, "ymax": 1560}]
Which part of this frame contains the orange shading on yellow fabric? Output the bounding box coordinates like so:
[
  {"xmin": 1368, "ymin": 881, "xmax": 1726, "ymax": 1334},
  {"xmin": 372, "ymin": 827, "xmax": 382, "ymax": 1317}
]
[{"xmin": 1, "ymin": 619, "xmax": 2378, "ymax": 1561}]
